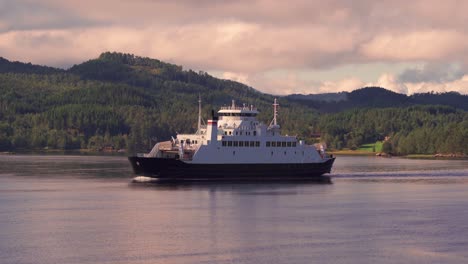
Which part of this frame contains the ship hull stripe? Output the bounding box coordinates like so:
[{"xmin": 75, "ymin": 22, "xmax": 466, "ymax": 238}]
[{"xmin": 128, "ymin": 157, "xmax": 335, "ymax": 180}]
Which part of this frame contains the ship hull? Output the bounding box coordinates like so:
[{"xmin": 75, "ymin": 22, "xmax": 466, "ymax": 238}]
[{"xmin": 128, "ymin": 156, "xmax": 335, "ymax": 180}]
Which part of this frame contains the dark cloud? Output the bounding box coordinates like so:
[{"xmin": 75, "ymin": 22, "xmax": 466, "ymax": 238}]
[
  {"xmin": 0, "ymin": 0, "xmax": 105, "ymax": 32},
  {"xmin": 398, "ymin": 63, "xmax": 465, "ymax": 83}
]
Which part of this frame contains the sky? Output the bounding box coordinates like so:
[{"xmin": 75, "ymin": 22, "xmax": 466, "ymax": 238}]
[{"xmin": 1, "ymin": 0, "xmax": 468, "ymax": 95}]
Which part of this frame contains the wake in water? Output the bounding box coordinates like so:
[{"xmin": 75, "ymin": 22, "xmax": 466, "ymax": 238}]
[{"xmin": 132, "ymin": 176, "xmax": 159, "ymax": 182}]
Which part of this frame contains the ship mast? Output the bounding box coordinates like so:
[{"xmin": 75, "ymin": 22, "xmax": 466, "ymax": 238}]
[
  {"xmin": 197, "ymin": 95, "xmax": 202, "ymax": 134},
  {"xmin": 273, "ymin": 98, "xmax": 279, "ymax": 126},
  {"xmin": 269, "ymin": 98, "xmax": 280, "ymax": 129}
]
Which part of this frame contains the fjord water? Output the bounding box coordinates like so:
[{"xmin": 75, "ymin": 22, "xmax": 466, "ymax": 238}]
[{"xmin": 1, "ymin": 155, "xmax": 467, "ymax": 264}]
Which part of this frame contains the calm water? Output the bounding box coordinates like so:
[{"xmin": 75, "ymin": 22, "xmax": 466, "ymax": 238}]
[{"xmin": 1, "ymin": 155, "xmax": 467, "ymax": 264}]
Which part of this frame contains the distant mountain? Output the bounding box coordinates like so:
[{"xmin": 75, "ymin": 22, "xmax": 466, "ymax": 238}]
[
  {"xmin": 0, "ymin": 57, "xmax": 61, "ymax": 74},
  {"xmin": 285, "ymin": 87, "xmax": 468, "ymax": 112},
  {"xmin": 286, "ymin": 92, "xmax": 348, "ymax": 102}
]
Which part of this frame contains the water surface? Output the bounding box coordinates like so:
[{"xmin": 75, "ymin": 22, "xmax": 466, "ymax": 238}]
[{"xmin": 0, "ymin": 155, "xmax": 467, "ymax": 264}]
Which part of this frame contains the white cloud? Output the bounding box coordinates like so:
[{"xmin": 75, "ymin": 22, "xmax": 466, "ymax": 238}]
[
  {"xmin": 360, "ymin": 30, "xmax": 468, "ymax": 61},
  {"xmin": 405, "ymin": 75, "xmax": 468, "ymax": 94},
  {"xmin": 371, "ymin": 73, "xmax": 409, "ymax": 94},
  {"xmin": 222, "ymin": 71, "xmax": 249, "ymax": 85}
]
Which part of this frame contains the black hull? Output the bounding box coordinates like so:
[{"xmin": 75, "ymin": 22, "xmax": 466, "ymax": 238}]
[{"xmin": 128, "ymin": 156, "xmax": 335, "ymax": 180}]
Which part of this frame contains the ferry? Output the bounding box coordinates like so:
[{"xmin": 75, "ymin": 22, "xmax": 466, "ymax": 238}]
[{"xmin": 128, "ymin": 98, "xmax": 335, "ymax": 180}]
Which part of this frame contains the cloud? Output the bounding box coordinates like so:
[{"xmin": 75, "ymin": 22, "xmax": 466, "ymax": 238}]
[
  {"xmin": 405, "ymin": 75, "xmax": 468, "ymax": 94},
  {"xmin": 370, "ymin": 73, "xmax": 408, "ymax": 94},
  {"xmin": 360, "ymin": 30, "xmax": 468, "ymax": 61},
  {"xmin": 1, "ymin": 0, "xmax": 468, "ymax": 95},
  {"xmin": 222, "ymin": 72, "xmax": 249, "ymax": 85},
  {"xmin": 0, "ymin": 0, "xmax": 103, "ymax": 32},
  {"xmin": 0, "ymin": 23, "xmax": 360, "ymax": 71},
  {"xmin": 398, "ymin": 63, "xmax": 465, "ymax": 83}
]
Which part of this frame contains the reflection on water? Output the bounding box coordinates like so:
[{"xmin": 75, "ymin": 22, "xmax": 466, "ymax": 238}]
[{"xmin": 0, "ymin": 154, "xmax": 467, "ymax": 264}]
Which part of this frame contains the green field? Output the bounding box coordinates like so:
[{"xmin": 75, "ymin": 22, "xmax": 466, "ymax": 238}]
[{"xmin": 357, "ymin": 141, "xmax": 383, "ymax": 152}]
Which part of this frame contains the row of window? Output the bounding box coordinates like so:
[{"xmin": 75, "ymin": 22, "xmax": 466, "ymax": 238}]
[
  {"xmin": 224, "ymin": 131, "xmax": 257, "ymax": 136},
  {"xmin": 222, "ymin": 141, "xmax": 261, "ymax": 147},
  {"xmin": 266, "ymin": 141, "xmax": 297, "ymax": 147},
  {"xmin": 221, "ymin": 141, "xmax": 297, "ymax": 147}
]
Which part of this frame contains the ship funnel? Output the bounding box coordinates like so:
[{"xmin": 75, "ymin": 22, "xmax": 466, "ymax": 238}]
[{"xmin": 206, "ymin": 118, "xmax": 218, "ymax": 145}]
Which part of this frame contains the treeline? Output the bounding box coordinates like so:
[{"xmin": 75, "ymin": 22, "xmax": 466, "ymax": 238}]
[
  {"xmin": 318, "ymin": 105, "xmax": 468, "ymax": 155},
  {"xmin": 0, "ymin": 52, "xmax": 467, "ymax": 155},
  {"xmin": 0, "ymin": 53, "xmax": 319, "ymax": 153}
]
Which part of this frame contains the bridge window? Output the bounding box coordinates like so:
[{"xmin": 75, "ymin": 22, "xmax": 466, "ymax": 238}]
[
  {"xmin": 250, "ymin": 141, "xmax": 255, "ymax": 147},
  {"xmin": 233, "ymin": 141, "xmax": 238, "ymax": 147},
  {"xmin": 277, "ymin": 141, "xmax": 281, "ymax": 147},
  {"xmin": 282, "ymin": 142, "xmax": 286, "ymax": 147},
  {"xmin": 228, "ymin": 141, "xmax": 233, "ymax": 147},
  {"xmin": 272, "ymin": 141, "xmax": 276, "ymax": 147},
  {"xmin": 256, "ymin": 141, "xmax": 260, "ymax": 147},
  {"xmin": 293, "ymin": 142, "xmax": 297, "ymax": 147},
  {"xmin": 287, "ymin": 142, "xmax": 292, "ymax": 147},
  {"xmin": 266, "ymin": 141, "xmax": 271, "ymax": 147},
  {"xmin": 222, "ymin": 141, "xmax": 227, "ymax": 146},
  {"xmin": 239, "ymin": 141, "xmax": 244, "ymax": 147}
]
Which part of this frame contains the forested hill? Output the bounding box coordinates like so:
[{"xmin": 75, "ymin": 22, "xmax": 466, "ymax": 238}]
[
  {"xmin": 0, "ymin": 52, "xmax": 467, "ymax": 155},
  {"xmin": 286, "ymin": 87, "xmax": 468, "ymax": 112}
]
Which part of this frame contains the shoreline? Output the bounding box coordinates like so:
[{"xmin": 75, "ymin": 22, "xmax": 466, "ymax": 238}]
[
  {"xmin": 3, "ymin": 149, "xmax": 467, "ymax": 160},
  {"xmin": 1, "ymin": 149, "xmax": 128, "ymax": 156},
  {"xmin": 329, "ymin": 150, "xmax": 468, "ymax": 160}
]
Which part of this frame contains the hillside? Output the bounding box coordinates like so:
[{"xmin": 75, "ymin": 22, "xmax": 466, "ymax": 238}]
[
  {"xmin": 285, "ymin": 87, "xmax": 468, "ymax": 112},
  {"xmin": 0, "ymin": 52, "xmax": 318, "ymax": 152},
  {"xmin": 0, "ymin": 52, "xmax": 467, "ymax": 155}
]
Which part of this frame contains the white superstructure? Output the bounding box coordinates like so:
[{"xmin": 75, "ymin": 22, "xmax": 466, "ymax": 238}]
[{"xmin": 146, "ymin": 99, "xmax": 328, "ymax": 165}]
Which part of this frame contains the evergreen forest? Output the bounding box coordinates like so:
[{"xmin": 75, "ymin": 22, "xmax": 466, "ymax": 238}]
[{"xmin": 0, "ymin": 52, "xmax": 467, "ymax": 155}]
